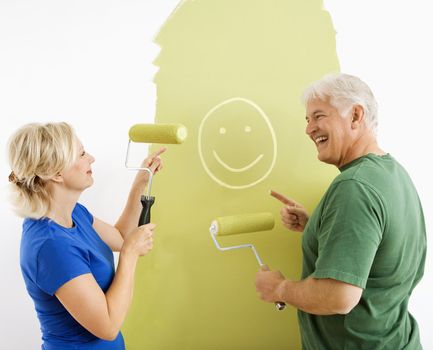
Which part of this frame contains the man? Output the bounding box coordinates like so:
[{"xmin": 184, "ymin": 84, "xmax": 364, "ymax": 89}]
[{"xmin": 255, "ymin": 73, "xmax": 426, "ymax": 349}]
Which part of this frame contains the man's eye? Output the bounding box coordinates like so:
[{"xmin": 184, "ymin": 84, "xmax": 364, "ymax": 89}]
[{"xmin": 81, "ymin": 151, "xmax": 86, "ymax": 156}]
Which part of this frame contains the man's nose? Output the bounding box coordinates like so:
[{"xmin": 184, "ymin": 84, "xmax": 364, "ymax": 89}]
[{"xmin": 305, "ymin": 120, "xmax": 317, "ymax": 136}]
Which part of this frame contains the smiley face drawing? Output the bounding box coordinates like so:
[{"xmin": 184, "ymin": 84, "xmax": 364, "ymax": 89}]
[{"xmin": 198, "ymin": 97, "xmax": 277, "ymax": 189}]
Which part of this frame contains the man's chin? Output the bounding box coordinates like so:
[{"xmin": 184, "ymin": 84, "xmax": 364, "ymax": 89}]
[{"xmin": 317, "ymin": 152, "xmax": 333, "ymax": 165}]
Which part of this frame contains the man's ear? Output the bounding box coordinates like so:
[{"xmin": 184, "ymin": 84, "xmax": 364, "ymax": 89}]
[{"xmin": 351, "ymin": 105, "xmax": 365, "ymax": 129}]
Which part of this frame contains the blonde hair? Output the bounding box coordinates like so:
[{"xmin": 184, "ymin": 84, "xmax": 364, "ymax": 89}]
[{"xmin": 7, "ymin": 122, "xmax": 79, "ymax": 219}]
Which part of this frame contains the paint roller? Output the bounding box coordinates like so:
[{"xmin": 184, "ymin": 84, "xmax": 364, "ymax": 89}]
[
  {"xmin": 125, "ymin": 123, "xmax": 187, "ymax": 225},
  {"xmin": 209, "ymin": 212, "xmax": 286, "ymax": 311}
]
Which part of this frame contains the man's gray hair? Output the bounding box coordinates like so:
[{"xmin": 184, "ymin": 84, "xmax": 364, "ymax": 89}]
[{"xmin": 302, "ymin": 73, "xmax": 378, "ymax": 134}]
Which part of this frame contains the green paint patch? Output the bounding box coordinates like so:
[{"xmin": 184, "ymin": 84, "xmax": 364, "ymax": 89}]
[{"xmin": 123, "ymin": 1, "xmax": 339, "ymax": 349}]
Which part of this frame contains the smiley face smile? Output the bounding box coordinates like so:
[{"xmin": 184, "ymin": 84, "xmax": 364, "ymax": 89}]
[{"xmin": 212, "ymin": 150, "xmax": 264, "ymax": 173}]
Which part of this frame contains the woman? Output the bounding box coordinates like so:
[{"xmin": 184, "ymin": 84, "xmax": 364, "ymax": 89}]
[{"xmin": 7, "ymin": 122, "xmax": 165, "ymax": 349}]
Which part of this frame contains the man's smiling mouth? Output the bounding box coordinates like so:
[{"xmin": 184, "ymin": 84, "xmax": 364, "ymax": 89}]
[
  {"xmin": 314, "ymin": 135, "xmax": 328, "ymax": 146},
  {"xmin": 212, "ymin": 150, "xmax": 263, "ymax": 173}
]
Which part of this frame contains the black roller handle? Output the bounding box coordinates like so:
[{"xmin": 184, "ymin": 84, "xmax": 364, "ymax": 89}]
[{"xmin": 139, "ymin": 195, "xmax": 155, "ymax": 225}]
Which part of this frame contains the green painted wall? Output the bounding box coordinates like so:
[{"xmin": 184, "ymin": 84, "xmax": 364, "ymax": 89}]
[{"xmin": 123, "ymin": 0, "xmax": 339, "ymax": 348}]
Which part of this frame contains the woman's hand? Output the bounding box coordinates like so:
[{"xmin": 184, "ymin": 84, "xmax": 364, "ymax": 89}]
[
  {"xmin": 115, "ymin": 147, "xmax": 166, "ymax": 240},
  {"xmin": 133, "ymin": 147, "xmax": 166, "ymax": 189},
  {"xmin": 121, "ymin": 223, "xmax": 155, "ymax": 257},
  {"xmin": 270, "ymin": 190, "xmax": 309, "ymax": 232}
]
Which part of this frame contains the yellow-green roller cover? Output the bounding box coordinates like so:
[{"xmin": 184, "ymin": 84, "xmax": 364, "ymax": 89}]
[
  {"xmin": 128, "ymin": 123, "xmax": 187, "ymax": 144},
  {"xmin": 214, "ymin": 212, "xmax": 274, "ymax": 236}
]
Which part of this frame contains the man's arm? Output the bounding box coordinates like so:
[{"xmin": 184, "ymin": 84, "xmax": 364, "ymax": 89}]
[{"xmin": 255, "ymin": 268, "xmax": 362, "ymax": 315}]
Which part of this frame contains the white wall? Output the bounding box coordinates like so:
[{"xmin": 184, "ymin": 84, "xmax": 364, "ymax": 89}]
[
  {"xmin": 324, "ymin": 1, "xmax": 433, "ymax": 347},
  {"xmin": 0, "ymin": 1, "xmax": 179, "ymax": 348},
  {"xmin": 0, "ymin": 0, "xmax": 431, "ymax": 348}
]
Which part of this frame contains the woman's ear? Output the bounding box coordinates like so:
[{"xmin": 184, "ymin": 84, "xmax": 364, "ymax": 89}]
[{"xmin": 51, "ymin": 173, "xmax": 63, "ymax": 183}]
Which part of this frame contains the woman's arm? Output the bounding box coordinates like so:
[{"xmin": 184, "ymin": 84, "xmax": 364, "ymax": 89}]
[
  {"xmin": 93, "ymin": 217, "xmax": 124, "ymax": 252},
  {"xmin": 92, "ymin": 148, "xmax": 165, "ymax": 252},
  {"xmin": 55, "ymin": 224, "xmax": 155, "ymax": 340}
]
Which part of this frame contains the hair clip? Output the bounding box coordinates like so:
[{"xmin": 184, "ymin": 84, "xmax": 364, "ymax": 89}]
[{"xmin": 8, "ymin": 171, "xmax": 19, "ymax": 184}]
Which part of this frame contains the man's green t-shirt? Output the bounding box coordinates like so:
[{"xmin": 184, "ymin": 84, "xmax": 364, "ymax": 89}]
[{"xmin": 299, "ymin": 154, "xmax": 426, "ymax": 349}]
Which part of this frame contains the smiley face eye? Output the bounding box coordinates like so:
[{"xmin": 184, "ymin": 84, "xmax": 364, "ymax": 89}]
[
  {"xmin": 244, "ymin": 126, "xmax": 251, "ymax": 133},
  {"xmin": 219, "ymin": 127, "xmax": 226, "ymax": 135}
]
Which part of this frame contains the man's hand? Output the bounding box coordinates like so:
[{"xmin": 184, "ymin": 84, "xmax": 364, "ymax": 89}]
[
  {"xmin": 270, "ymin": 190, "xmax": 309, "ymax": 232},
  {"xmin": 255, "ymin": 265, "xmax": 287, "ymax": 303}
]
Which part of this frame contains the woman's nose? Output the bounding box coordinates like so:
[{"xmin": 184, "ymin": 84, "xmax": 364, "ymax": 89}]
[{"xmin": 88, "ymin": 153, "xmax": 95, "ymax": 163}]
